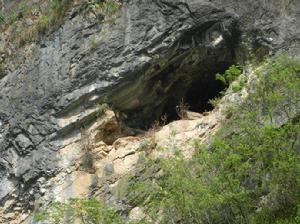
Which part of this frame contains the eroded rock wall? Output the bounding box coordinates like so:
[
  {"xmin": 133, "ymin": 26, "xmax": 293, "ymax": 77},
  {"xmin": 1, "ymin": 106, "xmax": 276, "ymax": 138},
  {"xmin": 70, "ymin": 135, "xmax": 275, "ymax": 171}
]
[{"xmin": 0, "ymin": 0, "xmax": 299, "ymax": 223}]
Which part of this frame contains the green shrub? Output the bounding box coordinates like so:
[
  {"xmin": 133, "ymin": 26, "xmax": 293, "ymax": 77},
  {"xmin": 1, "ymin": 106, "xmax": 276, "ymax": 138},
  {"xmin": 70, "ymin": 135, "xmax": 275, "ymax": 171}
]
[
  {"xmin": 216, "ymin": 64, "xmax": 242, "ymax": 86},
  {"xmin": 209, "ymin": 96, "xmax": 222, "ymax": 108},
  {"xmin": 99, "ymin": 0, "xmax": 121, "ymax": 16},
  {"xmin": 35, "ymin": 198, "xmax": 122, "ymax": 224}
]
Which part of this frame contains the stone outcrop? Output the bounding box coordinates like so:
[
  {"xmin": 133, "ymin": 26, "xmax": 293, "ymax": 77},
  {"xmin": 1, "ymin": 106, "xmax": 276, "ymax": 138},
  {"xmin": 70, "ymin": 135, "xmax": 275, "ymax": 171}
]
[{"xmin": 0, "ymin": 0, "xmax": 299, "ymax": 223}]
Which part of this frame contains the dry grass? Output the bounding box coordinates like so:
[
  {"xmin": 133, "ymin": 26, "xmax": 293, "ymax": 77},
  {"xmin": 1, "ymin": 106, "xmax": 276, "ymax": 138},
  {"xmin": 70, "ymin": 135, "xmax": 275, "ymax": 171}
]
[
  {"xmin": 13, "ymin": 0, "xmax": 75, "ymax": 47},
  {"xmin": 4, "ymin": 0, "xmax": 122, "ymax": 47},
  {"xmin": 176, "ymin": 98, "xmax": 190, "ymax": 119}
]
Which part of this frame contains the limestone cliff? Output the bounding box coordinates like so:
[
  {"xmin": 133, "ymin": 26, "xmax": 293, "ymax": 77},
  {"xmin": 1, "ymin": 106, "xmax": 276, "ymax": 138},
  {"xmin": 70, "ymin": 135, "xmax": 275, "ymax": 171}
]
[{"xmin": 0, "ymin": 0, "xmax": 299, "ymax": 223}]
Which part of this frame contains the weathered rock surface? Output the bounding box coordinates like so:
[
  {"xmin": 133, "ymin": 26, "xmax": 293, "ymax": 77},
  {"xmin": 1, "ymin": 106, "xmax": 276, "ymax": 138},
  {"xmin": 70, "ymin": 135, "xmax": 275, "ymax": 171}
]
[{"xmin": 0, "ymin": 0, "xmax": 299, "ymax": 223}]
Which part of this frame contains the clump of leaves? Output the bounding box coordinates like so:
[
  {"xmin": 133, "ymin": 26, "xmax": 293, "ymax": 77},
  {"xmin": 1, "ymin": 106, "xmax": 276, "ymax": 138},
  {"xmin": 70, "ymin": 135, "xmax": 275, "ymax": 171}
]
[
  {"xmin": 100, "ymin": 0, "xmax": 121, "ymax": 16},
  {"xmin": 216, "ymin": 64, "xmax": 242, "ymax": 86},
  {"xmin": 35, "ymin": 198, "xmax": 122, "ymax": 224},
  {"xmin": 95, "ymin": 96, "xmax": 110, "ymax": 116},
  {"xmin": 209, "ymin": 64, "xmax": 243, "ymax": 108},
  {"xmin": 208, "ymin": 96, "xmax": 222, "ymax": 108},
  {"xmin": 82, "ymin": 0, "xmax": 121, "ymax": 20}
]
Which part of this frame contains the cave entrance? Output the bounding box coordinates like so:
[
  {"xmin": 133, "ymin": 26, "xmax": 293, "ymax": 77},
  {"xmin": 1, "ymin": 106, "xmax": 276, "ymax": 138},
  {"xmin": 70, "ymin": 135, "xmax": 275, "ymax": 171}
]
[
  {"xmin": 111, "ymin": 59, "xmax": 234, "ymax": 130},
  {"xmin": 185, "ymin": 74, "xmax": 224, "ymax": 112},
  {"xmin": 185, "ymin": 62, "xmax": 230, "ymax": 112},
  {"xmin": 161, "ymin": 62, "xmax": 230, "ymax": 124},
  {"xmin": 110, "ymin": 45, "xmax": 237, "ymax": 129}
]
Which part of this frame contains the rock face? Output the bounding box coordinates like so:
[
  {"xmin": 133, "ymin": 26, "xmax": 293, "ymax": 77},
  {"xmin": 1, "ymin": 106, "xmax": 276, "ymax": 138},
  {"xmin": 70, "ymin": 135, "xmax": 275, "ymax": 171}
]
[{"xmin": 0, "ymin": 0, "xmax": 299, "ymax": 223}]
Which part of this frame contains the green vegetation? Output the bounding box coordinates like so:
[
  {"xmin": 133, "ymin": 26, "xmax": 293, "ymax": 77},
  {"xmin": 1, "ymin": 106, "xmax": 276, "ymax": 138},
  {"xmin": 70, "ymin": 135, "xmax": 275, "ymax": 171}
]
[
  {"xmin": 35, "ymin": 198, "xmax": 122, "ymax": 224},
  {"xmin": 0, "ymin": 1, "xmax": 29, "ymax": 25},
  {"xmin": 210, "ymin": 64, "xmax": 244, "ymax": 108},
  {"xmin": 0, "ymin": 11, "xmax": 5, "ymax": 24},
  {"xmin": 216, "ymin": 64, "xmax": 242, "ymax": 86},
  {"xmin": 97, "ymin": 96, "xmax": 110, "ymax": 116},
  {"xmin": 98, "ymin": 0, "xmax": 121, "ymax": 17},
  {"xmin": 209, "ymin": 95, "xmax": 222, "ymax": 108},
  {"xmin": 217, "ymin": 64, "xmax": 247, "ymax": 93},
  {"xmin": 83, "ymin": 0, "xmax": 121, "ymax": 23}
]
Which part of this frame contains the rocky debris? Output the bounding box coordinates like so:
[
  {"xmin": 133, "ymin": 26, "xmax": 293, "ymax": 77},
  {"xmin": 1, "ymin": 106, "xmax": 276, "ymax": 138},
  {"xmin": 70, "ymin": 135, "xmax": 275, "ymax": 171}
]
[
  {"xmin": 88, "ymin": 110, "xmax": 125, "ymax": 145},
  {"xmin": 128, "ymin": 207, "xmax": 146, "ymax": 223},
  {"xmin": 153, "ymin": 109, "xmax": 221, "ymax": 159},
  {"xmin": 0, "ymin": 0, "xmax": 299, "ymax": 222},
  {"xmin": 185, "ymin": 111, "xmax": 203, "ymax": 120}
]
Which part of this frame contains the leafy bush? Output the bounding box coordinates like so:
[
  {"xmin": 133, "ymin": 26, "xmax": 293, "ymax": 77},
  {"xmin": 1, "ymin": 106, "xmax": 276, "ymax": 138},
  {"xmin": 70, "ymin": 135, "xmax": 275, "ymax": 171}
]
[
  {"xmin": 84, "ymin": 0, "xmax": 121, "ymax": 21},
  {"xmin": 99, "ymin": 0, "xmax": 121, "ymax": 16},
  {"xmin": 210, "ymin": 64, "xmax": 243, "ymax": 108},
  {"xmin": 97, "ymin": 102, "xmax": 110, "ymax": 117},
  {"xmin": 89, "ymin": 36, "xmax": 98, "ymax": 49},
  {"xmin": 216, "ymin": 64, "xmax": 242, "ymax": 86}
]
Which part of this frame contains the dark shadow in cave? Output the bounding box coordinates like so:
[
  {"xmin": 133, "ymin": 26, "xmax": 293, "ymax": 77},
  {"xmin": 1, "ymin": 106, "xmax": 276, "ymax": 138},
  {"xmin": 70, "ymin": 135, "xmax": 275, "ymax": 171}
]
[
  {"xmin": 161, "ymin": 62, "xmax": 230, "ymax": 124},
  {"xmin": 185, "ymin": 63, "xmax": 230, "ymax": 112},
  {"xmin": 117, "ymin": 59, "xmax": 235, "ymax": 130}
]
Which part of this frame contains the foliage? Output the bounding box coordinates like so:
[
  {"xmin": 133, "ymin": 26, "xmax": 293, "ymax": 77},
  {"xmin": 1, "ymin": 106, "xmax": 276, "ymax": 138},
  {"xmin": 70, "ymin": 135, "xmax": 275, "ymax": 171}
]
[
  {"xmin": 0, "ymin": 11, "xmax": 5, "ymax": 24},
  {"xmin": 82, "ymin": 0, "xmax": 121, "ymax": 20},
  {"xmin": 97, "ymin": 102, "xmax": 110, "ymax": 117},
  {"xmin": 210, "ymin": 64, "xmax": 243, "ymax": 108},
  {"xmin": 98, "ymin": 0, "xmax": 121, "ymax": 16},
  {"xmin": 216, "ymin": 64, "xmax": 242, "ymax": 86},
  {"xmin": 35, "ymin": 198, "xmax": 122, "ymax": 224},
  {"xmin": 120, "ymin": 54, "xmax": 300, "ymax": 224},
  {"xmin": 209, "ymin": 95, "xmax": 222, "ymax": 108}
]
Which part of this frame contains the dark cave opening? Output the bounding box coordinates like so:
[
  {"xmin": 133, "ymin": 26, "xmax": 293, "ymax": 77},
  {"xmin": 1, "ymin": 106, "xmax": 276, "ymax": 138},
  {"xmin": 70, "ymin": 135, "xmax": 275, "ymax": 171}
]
[
  {"xmin": 115, "ymin": 59, "xmax": 235, "ymax": 130},
  {"xmin": 111, "ymin": 33, "xmax": 240, "ymax": 129},
  {"xmin": 160, "ymin": 62, "xmax": 230, "ymax": 125},
  {"xmin": 185, "ymin": 75, "xmax": 224, "ymax": 112}
]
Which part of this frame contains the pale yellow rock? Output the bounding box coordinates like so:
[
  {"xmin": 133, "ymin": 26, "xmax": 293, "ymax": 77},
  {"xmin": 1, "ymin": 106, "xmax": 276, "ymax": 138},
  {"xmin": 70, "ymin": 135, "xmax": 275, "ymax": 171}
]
[
  {"xmin": 185, "ymin": 111, "xmax": 203, "ymax": 120},
  {"xmin": 129, "ymin": 207, "xmax": 145, "ymax": 222}
]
